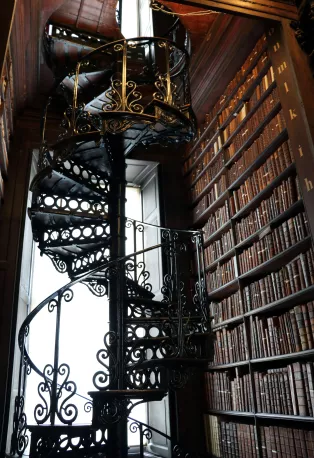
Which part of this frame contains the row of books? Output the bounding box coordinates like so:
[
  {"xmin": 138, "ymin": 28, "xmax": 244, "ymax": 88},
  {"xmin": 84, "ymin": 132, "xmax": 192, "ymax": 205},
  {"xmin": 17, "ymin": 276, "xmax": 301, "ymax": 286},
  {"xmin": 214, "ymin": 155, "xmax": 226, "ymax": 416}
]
[
  {"xmin": 255, "ymin": 363, "xmax": 314, "ymax": 416},
  {"xmin": 210, "ymin": 248, "xmax": 314, "ymax": 325},
  {"xmin": 260, "ymin": 426, "xmax": 314, "ymax": 458},
  {"xmin": 218, "ymin": 60, "xmax": 274, "ymax": 128},
  {"xmin": 190, "ymin": 110, "xmax": 289, "ymax": 205},
  {"xmin": 183, "ymin": 129, "xmax": 223, "ymax": 176},
  {"xmin": 202, "ymin": 201, "xmax": 230, "ymax": 240},
  {"xmin": 235, "ymin": 176, "xmax": 300, "ymax": 243},
  {"xmin": 205, "ymin": 371, "xmax": 253, "ymax": 411},
  {"xmin": 210, "ymin": 291, "xmax": 243, "ymax": 325},
  {"xmin": 204, "ymin": 227, "xmax": 234, "ymax": 267},
  {"xmin": 206, "ymin": 418, "xmax": 314, "ymax": 458},
  {"xmin": 211, "ymin": 323, "xmax": 247, "ymax": 365},
  {"xmin": 206, "ymin": 256, "xmax": 236, "ymax": 291},
  {"xmin": 183, "ymin": 37, "xmax": 268, "ymax": 173},
  {"xmin": 226, "ymin": 87, "xmax": 282, "ymax": 159},
  {"xmin": 230, "ymin": 140, "xmax": 293, "ymax": 213},
  {"xmin": 244, "ymin": 249, "xmax": 314, "ymax": 312},
  {"xmin": 238, "ymin": 212, "xmax": 309, "ymax": 275},
  {"xmin": 215, "ymin": 420, "xmax": 258, "ymax": 458},
  {"xmin": 221, "ymin": 63, "xmax": 275, "ymax": 144},
  {"xmin": 251, "ymin": 301, "xmax": 314, "ymax": 358},
  {"xmin": 189, "ymin": 151, "xmax": 224, "ymax": 201},
  {"xmin": 228, "ymin": 120, "xmax": 290, "ymax": 186},
  {"xmin": 212, "ymin": 37, "xmax": 267, "ymax": 127},
  {"xmin": 193, "ymin": 36, "xmax": 267, "ymax": 146}
]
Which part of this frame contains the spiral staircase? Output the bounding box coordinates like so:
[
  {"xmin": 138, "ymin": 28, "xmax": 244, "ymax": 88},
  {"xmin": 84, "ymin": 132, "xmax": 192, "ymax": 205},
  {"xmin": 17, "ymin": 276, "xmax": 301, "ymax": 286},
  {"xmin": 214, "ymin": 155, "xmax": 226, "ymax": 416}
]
[{"xmin": 10, "ymin": 20, "xmax": 211, "ymax": 458}]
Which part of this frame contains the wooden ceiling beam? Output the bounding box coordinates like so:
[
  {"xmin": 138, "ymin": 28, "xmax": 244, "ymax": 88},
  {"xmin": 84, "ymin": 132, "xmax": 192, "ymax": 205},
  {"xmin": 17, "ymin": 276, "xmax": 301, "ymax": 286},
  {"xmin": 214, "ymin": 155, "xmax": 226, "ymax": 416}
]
[{"xmin": 159, "ymin": 0, "xmax": 298, "ymax": 21}]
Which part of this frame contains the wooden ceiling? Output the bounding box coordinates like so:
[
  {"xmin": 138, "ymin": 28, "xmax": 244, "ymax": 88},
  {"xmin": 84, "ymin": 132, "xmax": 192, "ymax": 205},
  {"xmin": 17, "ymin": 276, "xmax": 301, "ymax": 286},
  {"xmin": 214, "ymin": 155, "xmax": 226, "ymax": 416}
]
[
  {"xmin": 9, "ymin": 0, "xmax": 297, "ymax": 122},
  {"xmin": 50, "ymin": 0, "xmax": 122, "ymax": 39},
  {"xmin": 158, "ymin": 1, "xmax": 218, "ymax": 51}
]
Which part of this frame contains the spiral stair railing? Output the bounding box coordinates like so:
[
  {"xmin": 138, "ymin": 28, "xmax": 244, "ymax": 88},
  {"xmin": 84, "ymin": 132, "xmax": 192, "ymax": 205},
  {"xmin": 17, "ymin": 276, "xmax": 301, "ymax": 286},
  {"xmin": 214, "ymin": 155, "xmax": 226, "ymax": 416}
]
[{"xmin": 9, "ymin": 27, "xmax": 210, "ymax": 458}]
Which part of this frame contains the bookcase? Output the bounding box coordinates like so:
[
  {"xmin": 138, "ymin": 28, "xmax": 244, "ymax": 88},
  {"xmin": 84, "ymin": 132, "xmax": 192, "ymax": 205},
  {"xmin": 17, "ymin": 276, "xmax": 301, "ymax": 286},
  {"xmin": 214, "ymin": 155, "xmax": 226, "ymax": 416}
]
[
  {"xmin": 0, "ymin": 45, "xmax": 14, "ymax": 204},
  {"xmin": 183, "ymin": 26, "xmax": 314, "ymax": 458}
]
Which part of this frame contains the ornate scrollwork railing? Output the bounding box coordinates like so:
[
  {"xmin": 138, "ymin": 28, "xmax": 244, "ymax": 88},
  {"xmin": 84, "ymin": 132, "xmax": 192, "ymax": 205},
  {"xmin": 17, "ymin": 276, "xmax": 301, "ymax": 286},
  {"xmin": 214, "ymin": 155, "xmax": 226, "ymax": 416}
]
[{"xmin": 11, "ymin": 223, "xmax": 211, "ymax": 457}]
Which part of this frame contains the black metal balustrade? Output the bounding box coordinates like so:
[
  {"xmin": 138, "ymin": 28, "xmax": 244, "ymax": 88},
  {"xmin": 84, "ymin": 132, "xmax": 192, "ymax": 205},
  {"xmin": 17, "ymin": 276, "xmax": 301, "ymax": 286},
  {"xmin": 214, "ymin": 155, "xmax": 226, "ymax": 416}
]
[{"xmin": 9, "ymin": 24, "xmax": 210, "ymax": 458}]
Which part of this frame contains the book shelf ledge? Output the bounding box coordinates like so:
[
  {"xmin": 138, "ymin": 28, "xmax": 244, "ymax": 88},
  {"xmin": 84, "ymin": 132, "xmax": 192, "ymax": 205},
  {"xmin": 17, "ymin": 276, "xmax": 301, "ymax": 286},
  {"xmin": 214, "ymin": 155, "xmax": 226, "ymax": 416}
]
[
  {"xmin": 192, "ymin": 130, "xmax": 294, "ymax": 228},
  {"xmin": 184, "ymin": 130, "xmax": 221, "ymax": 178},
  {"xmin": 193, "ymin": 189, "xmax": 229, "ymax": 227},
  {"xmin": 206, "ymin": 409, "xmax": 254, "ymax": 418},
  {"xmin": 184, "ymin": 43, "xmax": 268, "ymax": 163},
  {"xmin": 231, "ymin": 162, "xmax": 296, "ymax": 222},
  {"xmin": 211, "ymin": 284, "xmax": 314, "ymax": 330},
  {"xmin": 206, "ymin": 236, "xmax": 310, "ymax": 301},
  {"xmin": 222, "ymin": 80, "xmax": 277, "ymax": 150},
  {"xmin": 251, "ymin": 347, "xmax": 314, "ymax": 367},
  {"xmin": 211, "ymin": 314, "xmax": 244, "ymax": 330},
  {"xmin": 207, "ymin": 359, "xmax": 250, "ymax": 370},
  {"xmin": 207, "ymin": 348, "xmax": 314, "ymax": 371},
  {"xmin": 218, "ymin": 60, "xmax": 272, "ymax": 133},
  {"xmin": 239, "ymin": 235, "xmax": 311, "ymax": 281},
  {"xmin": 233, "ymin": 199, "xmax": 304, "ymax": 251},
  {"xmin": 204, "ymin": 198, "xmax": 303, "ymax": 271},
  {"xmin": 203, "ymin": 221, "xmax": 232, "ymax": 247},
  {"xmin": 207, "ymin": 278, "xmax": 239, "ymax": 302},
  {"xmin": 191, "ymin": 161, "xmax": 226, "ymax": 205},
  {"xmin": 206, "ymin": 410, "xmax": 314, "ymax": 423},
  {"xmin": 187, "ymin": 83, "xmax": 279, "ymax": 195},
  {"xmin": 246, "ymin": 283, "xmax": 314, "ymax": 318},
  {"xmin": 205, "ymin": 247, "xmax": 236, "ymax": 272},
  {"xmin": 224, "ymin": 101, "xmax": 282, "ymax": 169},
  {"xmin": 227, "ymin": 128, "xmax": 288, "ymax": 192}
]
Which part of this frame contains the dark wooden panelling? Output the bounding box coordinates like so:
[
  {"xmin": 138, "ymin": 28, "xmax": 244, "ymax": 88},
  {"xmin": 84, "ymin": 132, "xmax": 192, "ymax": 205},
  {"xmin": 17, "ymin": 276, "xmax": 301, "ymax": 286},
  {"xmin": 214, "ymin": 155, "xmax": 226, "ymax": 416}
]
[
  {"xmin": 161, "ymin": 0, "xmax": 298, "ymax": 20},
  {"xmin": 190, "ymin": 14, "xmax": 265, "ymax": 122}
]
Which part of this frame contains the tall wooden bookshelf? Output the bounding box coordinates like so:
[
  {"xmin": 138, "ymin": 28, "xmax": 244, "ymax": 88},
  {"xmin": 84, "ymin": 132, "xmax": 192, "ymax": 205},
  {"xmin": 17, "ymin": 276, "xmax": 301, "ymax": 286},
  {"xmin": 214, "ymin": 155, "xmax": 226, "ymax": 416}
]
[{"xmin": 183, "ymin": 26, "xmax": 314, "ymax": 458}]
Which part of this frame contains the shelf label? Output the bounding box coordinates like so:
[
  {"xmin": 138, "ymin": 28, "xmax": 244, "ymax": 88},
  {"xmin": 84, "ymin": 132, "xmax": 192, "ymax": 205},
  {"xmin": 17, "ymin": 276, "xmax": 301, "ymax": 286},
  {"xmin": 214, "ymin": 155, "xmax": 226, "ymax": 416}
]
[
  {"xmin": 277, "ymin": 61, "xmax": 287, "ymax": 74},
  {"xmin": 289, "ymin": 109, "xmax": 297, "ymax": 120},
  {"xmin": 273, "ymin": 42, "xmax": 280, "ymax": 52},
  {"xmin": 305, "ymin": 178, "xmax": 314, "ymax": 192}
]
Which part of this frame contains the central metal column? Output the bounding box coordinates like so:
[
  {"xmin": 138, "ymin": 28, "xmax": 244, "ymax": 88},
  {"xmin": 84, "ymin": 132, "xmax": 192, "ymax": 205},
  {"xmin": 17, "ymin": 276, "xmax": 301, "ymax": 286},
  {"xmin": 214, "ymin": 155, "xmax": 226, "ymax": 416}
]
[{"xmin": 107, "ymin": 134, "xmax": 128, "ymax": 457}]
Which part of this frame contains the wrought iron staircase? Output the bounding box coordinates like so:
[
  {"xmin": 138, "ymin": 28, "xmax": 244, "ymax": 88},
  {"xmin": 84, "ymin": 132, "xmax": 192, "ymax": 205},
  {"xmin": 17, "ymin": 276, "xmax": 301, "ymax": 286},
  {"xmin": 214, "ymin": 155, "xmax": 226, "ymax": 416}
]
[{"xmin": 10, "ymin": 23, "xmax": 211, "ymax": 458}]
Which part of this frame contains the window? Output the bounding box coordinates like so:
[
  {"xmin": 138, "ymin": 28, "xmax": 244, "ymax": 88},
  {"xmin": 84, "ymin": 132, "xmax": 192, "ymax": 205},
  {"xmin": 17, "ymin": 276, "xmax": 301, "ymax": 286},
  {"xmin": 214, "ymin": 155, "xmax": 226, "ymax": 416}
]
[{"xmin": 121, "ymin": 0, "xmax": 154, "ymax": 38}]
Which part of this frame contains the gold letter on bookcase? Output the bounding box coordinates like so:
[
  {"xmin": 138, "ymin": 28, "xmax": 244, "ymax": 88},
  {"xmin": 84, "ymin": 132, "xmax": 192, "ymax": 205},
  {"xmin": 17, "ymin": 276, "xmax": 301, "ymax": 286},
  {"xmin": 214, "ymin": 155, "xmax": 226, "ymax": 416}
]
[
  {"xmin": 278, "ymin": 62, "xmax": 287, "ymax": 74},
  {"xmin": 273, "ymin": 42, "xmax": 280, "ymax": 52},
  {"xmin": 284, "ymin": 82, "xmax": 289, "ymax": 93},
  {"xmin": 289, "ymin": 109, "xmax": 297, "ymax": 120},
  {"xmin": 305, "ymin": 178, "xmax": 313, "ymax": 191},
  {"xmin": 298, "ymin": 146, "xmax": 304, "ymax": 157}
]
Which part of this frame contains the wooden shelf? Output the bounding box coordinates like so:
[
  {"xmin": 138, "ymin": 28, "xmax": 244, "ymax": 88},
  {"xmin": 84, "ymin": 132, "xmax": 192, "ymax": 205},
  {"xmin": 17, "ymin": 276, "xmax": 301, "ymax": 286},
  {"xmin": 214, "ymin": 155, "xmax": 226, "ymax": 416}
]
[
  {"xmin": 207, "ymin": 360, "xmax": 250, "ymax": 370},
  {"xmin": 207, "ymin": 278, "xmax": 239, "ymax": 302},
  {"xmin": 212, "ymin": 283, "xmax": 314, "ymax": 330},
  {"xmin": 203, "ymin": 221, "xmax": 232, "ymax": 247},
  {"xmin": 206, "ymin": 410, "xmax": 314, "ymax": 423},
  {"xmin": 207, "ymin": 348, "xmax": 314, "ymax": 371},
  {"xmin": 227, "ymin": 128, "xmax": 288, "ymax": 192},
  {"xmin": 233, "ymin": 199, "xmax": 303, "ymax": 251},
  {"xmin": 193, "ymin": 189, "xmax": 229, "ymax": 227},
  {"xmin": 222, "ymin": 80, "xmax": 277, "ymax": 150},
  {"xmin": 204, "ymin": 198, "xmax": 303, "ymax": 271},
  {"xmin": 183, "ymin": 45, "xmax": 269, "ymax": 168},
  {"xmin": 239, "ymin": 235, "xmax": 311, "ymax": 281},
  {"xmin": 224, "ymin": 101, "xmax": 282, "ymax": 169},
  {"xmin": 191, "ymin": 161, "xmax": 226, "ymax": 205},
  {"xmin": 231, "ymin": 162, "xmax": 296, "ymax": 222}
]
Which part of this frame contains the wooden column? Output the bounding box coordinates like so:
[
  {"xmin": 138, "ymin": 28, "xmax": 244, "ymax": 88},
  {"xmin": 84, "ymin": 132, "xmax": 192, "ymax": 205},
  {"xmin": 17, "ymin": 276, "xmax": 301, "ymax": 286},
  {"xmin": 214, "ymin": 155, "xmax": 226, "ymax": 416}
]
[
  {"xmin": 0, "ymin": 0, "xmax": 16, "ymax": 80},
  {"xmin": 0, "ymin": 115, "xmax": 39, "ymax": 455},
  {"xmin": 267, "ymin": 21, "xmax": 314, "ymax": 244}
]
